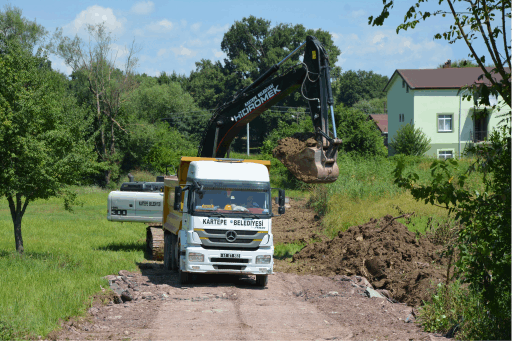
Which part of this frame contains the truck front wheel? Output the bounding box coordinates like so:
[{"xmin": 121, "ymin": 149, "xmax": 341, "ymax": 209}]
[
  {"xmin": 256, "ymin": 275, "xmax": 268, "ymax": 287},
  {"xmin": 163, "ymin": 231, "xmax": 176, "ymax": 271}
]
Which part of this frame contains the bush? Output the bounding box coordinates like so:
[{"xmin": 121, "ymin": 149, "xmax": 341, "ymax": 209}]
[
  {"xmin": 334, "ymin": 104, "xmax": 387, "ymax": 157},
  {"xmin": 393, "ymin": 126, "xmax": 511, "ymax": 339},
  {"xmin": 389, "ymin": 123, "xmax": 431, "ymax": 156},
  {"xmin": 419, "ymin": 281, "xmax": 509, "ymax": 340}
]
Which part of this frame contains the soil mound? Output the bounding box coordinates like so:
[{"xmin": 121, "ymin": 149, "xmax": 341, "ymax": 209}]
[
  {"xmin": 292, "ymin": 215, "xmax": 448, "ymax": 306},
  {"xmin": 273, "ymin": 133, "xmax": 318, "ymax": 183}
]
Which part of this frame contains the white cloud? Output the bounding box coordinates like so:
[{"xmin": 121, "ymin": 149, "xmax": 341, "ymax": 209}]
[
  {"xmin": 157, "ymin": 48, "xmax": 167, "ymax": 57},
  {"xmin": 188, "ymin": 39, "xmax": 205, "ymax": 47},
  {"xmin": 212, "ymin": 49, "xmax": 226, "ymax": 59},
  {"xmin": 65, "ymin": 6, "xmax": 124, "ymax": 35},
  {"xmin": 49, "ymin": 55, "xmax": 73, "ymax": 76},
  {"xmin": 170, "ymin": 46, "xmax": 196, "ymax": 58},
  {"xmin": 147, "ymin": 19, "xmax": 174, "ymax": 32},
  {"xmin": 110, "ymin": 43, "xmax": 129, "ymax": 59},
  {"xmin": 351, "ymin": 10, "xmax": 366, "ymax": 18},
  {"xmin": 335, "ymin": 29, "xmax": 452, "ymax": 75},
  {"xmin": 191, "ymin": 22, "xmax": 201, "ymax": 31},
  {"xmin": 372, "ymin": 33, "xmax": 386, "ymax": 45},
  {"xmin": 207, "ymin": 24, "xmax": 229, "ymax": 35},
  {"xmin": 156, "ymin": 46, "xmax": 197, "ymax": 59},
  {"xmin": 131, "ymin": 1, "xmax": 154, "ymax": 15}
]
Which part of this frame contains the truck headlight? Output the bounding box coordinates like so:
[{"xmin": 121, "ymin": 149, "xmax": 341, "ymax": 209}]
[
  {"xmin": 256, "ymin": 255, "xmax": 271, "ymax": 264},
  {"xmin": 188, "ymin": 252, "xmax": 204, "ymax": 262}
]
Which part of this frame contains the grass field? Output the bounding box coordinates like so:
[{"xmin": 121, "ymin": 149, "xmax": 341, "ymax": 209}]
[
  {"xmin": 309, "ymin": 154, "xmax": 483, "ymax": 238},
  {"xmin": 0, "ymin": 154, "xmax": 483, "ymax": 339},
  {"xmin": 0, "ymin": 187, "xmax": 146, "ymax": 339}
]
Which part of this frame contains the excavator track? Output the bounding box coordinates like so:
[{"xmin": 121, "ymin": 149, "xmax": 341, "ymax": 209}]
[{"xmin": 146, "ymin": 224, "xmax": 164, "ymax": 261}]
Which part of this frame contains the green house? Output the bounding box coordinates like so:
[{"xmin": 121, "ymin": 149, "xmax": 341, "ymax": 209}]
[{"xmin": 384, "ymin": 67, "xmax": 510, "ymax": 158}]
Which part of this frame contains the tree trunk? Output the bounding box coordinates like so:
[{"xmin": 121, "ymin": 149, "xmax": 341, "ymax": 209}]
[{"xmin": 7, "ymin": 194, "xmax": 29, "ymax": 254}]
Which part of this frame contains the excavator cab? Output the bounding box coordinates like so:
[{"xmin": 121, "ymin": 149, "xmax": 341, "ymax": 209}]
[{"xmin": 197, "ymin": 36, "xmax": 341, "ymax": 184}]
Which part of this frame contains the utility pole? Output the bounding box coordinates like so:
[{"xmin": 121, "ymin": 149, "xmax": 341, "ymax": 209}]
[{"xmin": 247, "ymin": 123, "xmax": 250, "ymax": 156}]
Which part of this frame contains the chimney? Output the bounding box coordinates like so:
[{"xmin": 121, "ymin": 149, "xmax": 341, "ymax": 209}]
[{"xmin": 443, "ymin": 59, "xmax": 452, "ymax": 68}]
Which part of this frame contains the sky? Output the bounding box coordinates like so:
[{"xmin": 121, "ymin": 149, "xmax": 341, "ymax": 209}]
[{"xmin": 5, "ymin": 0, "xmax": 508, "ymax": 79}]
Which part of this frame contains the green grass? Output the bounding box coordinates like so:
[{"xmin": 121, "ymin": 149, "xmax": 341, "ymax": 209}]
[
  {"xmin": 274, "ymin": 242, "xmax": 307, "ymax": 259},
  {"xmin": 308, "ymin": 154, "xmax": 485, "ymax": 238},
  {"xmin": 419, "ymin": 281, "xmax": 511, "ymax": 340},
  {"xmin": 0, "ymin": 186, "xmax": 146, "ymax": 339}
]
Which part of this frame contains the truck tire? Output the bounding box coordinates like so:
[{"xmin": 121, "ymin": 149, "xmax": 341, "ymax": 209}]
[
  {"xmin": 163, "ymin": 231, "xmax": 173, "ymax": 270},
  {"xmin": 256, "ymin": 275, "xmax": 268, "ymax": 287},
  {"xmin": 179, "ymin": 269, "xmax": 189, "ymax": 285}
]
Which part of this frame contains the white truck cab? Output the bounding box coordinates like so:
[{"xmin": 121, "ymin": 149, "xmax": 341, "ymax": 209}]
[{"xmin": 163, "ymin": 157, "xmax": 285, "ymax": 286}]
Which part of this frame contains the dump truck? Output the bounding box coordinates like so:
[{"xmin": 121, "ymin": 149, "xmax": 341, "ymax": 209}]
[
  {"xmin": 162, "ymin": 156, "xmax": 285, "ymax": 286},
  {"xmin": 108, "ymin": 35, "xmax": 342, "ymax": 285}
]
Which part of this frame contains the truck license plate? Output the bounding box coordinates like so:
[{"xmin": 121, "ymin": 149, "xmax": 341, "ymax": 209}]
[{"xmin": 220, "ymin": 253, "xmax": 240, "ymax": 258}]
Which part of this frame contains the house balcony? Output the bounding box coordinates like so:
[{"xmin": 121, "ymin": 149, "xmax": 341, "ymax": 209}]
[{"xmin": 470, "ymin": 130, "xmax": 488, "ymax": 143}]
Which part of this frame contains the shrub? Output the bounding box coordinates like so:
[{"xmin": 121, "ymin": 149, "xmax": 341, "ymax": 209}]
[
  {"xmin": 334, "ymin": 104, "xmax": 387, "ymax": 157},
  {"xmin": 389, "ymin": 123, "xmax": 431, "ymax": 156}
]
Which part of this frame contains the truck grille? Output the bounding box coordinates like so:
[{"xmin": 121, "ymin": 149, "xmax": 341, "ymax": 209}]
[
  {"xmin": 203, "ymin": 229, "xmax": 258, "ymax": 236},
  {"xmin": 214, "ymin": 265, "xmax": 246, "ymax": 270},
  {"xmin": 209, "ymin": 238, "xmax": 253, "ymax": 244},
  {"xmin": 211, "ymin": 258, "xmax": 250, "ymax": 263},
  {"xmin": 195, "ymin": 229, "xmax": 267, "ymax": 249}
]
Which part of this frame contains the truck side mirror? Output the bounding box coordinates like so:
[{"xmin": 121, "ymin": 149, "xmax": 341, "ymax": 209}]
[
  {"xmin": 174, "ymin": 186, "xmax": 182, "ymax": 211},
  {"xmin": 278, "ymin": 189, "xmax": 285, "ymax": 207},
  {"xmin": 278, "ymin": 206, "xmax": 285, "ymax": 215}
]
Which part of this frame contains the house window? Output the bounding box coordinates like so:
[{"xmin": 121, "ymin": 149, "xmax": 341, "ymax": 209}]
[
  {"xmin": 402, "ymin": 80, "xmax": 406, "ymax": 88},
  {"xmin": 399, "ymin": 113, "xmax": 405, "ymax": 122},
  {"xmin": 406, "ymin": 85, "xmax": 409, "ymax": 93},
  {"xmin": 438, "ymin": 150, "xmax": 454, "ymax": 160},
  {"xmin": 438, "ymin": 114, "xmax": 453, "ymax": 132}
]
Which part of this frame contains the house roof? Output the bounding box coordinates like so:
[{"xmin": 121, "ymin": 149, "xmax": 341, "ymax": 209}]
[
  {"xmin": 368, "ymin": 114, "xmax": 388, "ymax": 133},
  {"xmin": 383, "ymin": 67, "xmax": 510, "ymax": 92}
]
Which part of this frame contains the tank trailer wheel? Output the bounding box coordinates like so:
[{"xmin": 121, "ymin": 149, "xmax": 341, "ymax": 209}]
[{"xmin": 256, "ymin": 275, "xmax": 268, "ymax": 287}]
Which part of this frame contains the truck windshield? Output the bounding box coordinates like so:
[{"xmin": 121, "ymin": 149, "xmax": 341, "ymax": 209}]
[{"xmin": 193, "ymin": 189, "xmax": 270, "ymax": 215}]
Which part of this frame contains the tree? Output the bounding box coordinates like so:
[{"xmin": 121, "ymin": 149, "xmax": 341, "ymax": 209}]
[
  {"xmin": 333, "ymin": 70, "xmax": 389, "ymax": 107},
  {"xmin": 0, "ymin": 4, "xmax": 48, "ymax": 54},
  {"xmin": 369, "ymin": 0, "xmax": 510, "ymax": 111},
  {"xmin": 123, "ymin": 80, "xmax": 210, "ymax": 141},
  {"xmin": 186, "ymin": 59, "xmax": 240, "ymax": 110},
  {"xmin": 53, "ymin": 23, "xmax": 140, "ymax": 186},
  {"xmin": 389, "ymin": 122, "xmax": 431, "ymax": 156},
  {"xmin": 185, "ymin": 16, "xmax": 341, "ymax": 110},
  {"xmin": 393, "ymin": 128, "xmax": 510, "ymax": 338},
  {"xmin": 370, "ymin": 2, "xmax": 511, "ymax": 337},
  {"xmin": 0, "ymin": 42, "xmax": 96, "ymax": 254},
  {"xmin": 334, "ymin": 104, "xmax": 388, "ymax": 157},
  {"xmin": 352, "ymin": 97, "xmax": 387, "ymax": 114},
  {"xmin": 437, "ymin": 58, "xmax": 480, "ymax": 68}
]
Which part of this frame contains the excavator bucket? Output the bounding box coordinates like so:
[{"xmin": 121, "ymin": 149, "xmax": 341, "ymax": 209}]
[{"xmin": 273, "ymin": 134, "xmax": 341, "ymax": 184}]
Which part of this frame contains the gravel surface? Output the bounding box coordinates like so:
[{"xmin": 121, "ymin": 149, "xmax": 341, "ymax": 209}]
[
  {"xmin": 53, "ymin": 198, "xmax": 450, "ymax": 340},
  {"xmin": 55, "ymin": 267, "xmax": 449, "ymax": 340}
]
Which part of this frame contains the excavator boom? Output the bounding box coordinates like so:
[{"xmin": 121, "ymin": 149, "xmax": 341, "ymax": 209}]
[{"xmin": 197, "ymin": 36, "xmax": 341, "ymax": 183}]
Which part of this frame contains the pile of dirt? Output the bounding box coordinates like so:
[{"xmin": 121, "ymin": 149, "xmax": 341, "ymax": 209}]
[
  {"xmin": 290, "ymin": 215, "xmax": 449, "ymax": 307},
  {"xmin": 273, "ymin": 133, "xmax": 318, "ymax": 183},
  {"xmin": 272, "ymin": 198, "xmax": 325, "ymax": 244}
]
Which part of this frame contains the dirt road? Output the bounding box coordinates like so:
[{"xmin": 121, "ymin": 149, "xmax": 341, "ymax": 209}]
[{"xmin": 56, "ymin": 266, "xmax": 448, "ymax": 340}]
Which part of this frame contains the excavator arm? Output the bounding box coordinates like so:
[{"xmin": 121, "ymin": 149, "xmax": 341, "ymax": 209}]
[{"xmin": 197, "ymin": 36, "xmax": 342, "ymax": 183}]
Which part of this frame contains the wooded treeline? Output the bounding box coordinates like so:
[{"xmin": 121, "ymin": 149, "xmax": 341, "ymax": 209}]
[{"xmin": 1, "ymin": 7, "xmax": 389, "ymax": 188}]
